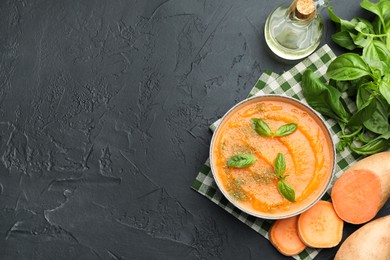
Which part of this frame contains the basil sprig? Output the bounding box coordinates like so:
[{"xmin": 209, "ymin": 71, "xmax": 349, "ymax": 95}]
[
  {"xmin": 273, "ymin": 153, "xmax": 296, "ymax": 202},
  {"xmin": 227, "ymin": 153, "xmax": 256, "ymax": 168},
  {"xmin": 251, "ymin": 118, "xmax": 297, "ymax": 137}
]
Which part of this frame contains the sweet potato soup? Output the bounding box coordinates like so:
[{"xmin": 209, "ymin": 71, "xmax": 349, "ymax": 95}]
[{"xmin": 211, "ymin": 96, "xmax": 334, "ymax": 218}]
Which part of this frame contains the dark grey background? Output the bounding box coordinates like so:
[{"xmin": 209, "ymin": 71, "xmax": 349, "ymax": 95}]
[{"xmin": 0, "ymin": 0, "xmax": 388, "ymax": 259}]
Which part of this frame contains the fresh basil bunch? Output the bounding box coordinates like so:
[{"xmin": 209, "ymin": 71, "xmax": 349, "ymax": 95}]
[{"xmin": 302, "ymin": 0, "xmax": 390, "ymax": 155}]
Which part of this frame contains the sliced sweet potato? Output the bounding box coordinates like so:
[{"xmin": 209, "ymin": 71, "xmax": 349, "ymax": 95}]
[
  {"xmin": 269, "ymin": 215, "xmax": 306, "ymax": 256},
  {"xmin": 297, "ymin": 200, "xmax": 343, "ymax": 248},
  {"xmin": 331, "ymin": 151, "xmax": 390, "ymax": 224}
]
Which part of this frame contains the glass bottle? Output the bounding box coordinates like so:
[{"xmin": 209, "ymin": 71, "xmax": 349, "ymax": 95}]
[{"xmin": 264, "ymin": 0, "xmax": 329, "ymax": 60}]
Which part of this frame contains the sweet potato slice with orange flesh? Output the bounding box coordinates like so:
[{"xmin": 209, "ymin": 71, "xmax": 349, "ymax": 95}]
[
  {"xmin": 269, "ymin": 215, "xmax": 306, "ymax": 256},
  {"xmin": 332, "ymin": 169, "xmax": 381, "ymax": 224},
  {"xmin": 331, "ymin": 151, "xmax": 390, "ymax": 224},
  {"xmin": 335, "ymin": 215, "xmax": 390, "ymax": 260},
  {"xmin": 297, "ymin": 200, "xmax": 343, "ymax": 248}
]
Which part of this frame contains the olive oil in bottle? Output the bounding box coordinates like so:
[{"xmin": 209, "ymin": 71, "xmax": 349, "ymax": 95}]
[{"xmin": 264, "ymin": 0, "xmax": 328, "ymax": 60}]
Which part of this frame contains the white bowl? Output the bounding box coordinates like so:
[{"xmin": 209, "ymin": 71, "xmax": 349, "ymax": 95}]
[{"xmin": 210, "ymin": 94, "xmax": 335, "ymax": 219}]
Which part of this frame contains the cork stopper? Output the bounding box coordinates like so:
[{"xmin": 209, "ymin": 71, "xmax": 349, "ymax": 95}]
[{"xmin": 290, "ymin": 0, "xmax": 316, "ymax": 21}]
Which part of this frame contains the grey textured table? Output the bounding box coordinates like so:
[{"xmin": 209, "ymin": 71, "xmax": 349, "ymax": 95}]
[{"xmin": 0, "ymin": 0, "xmax": 388, "ymax": 259}]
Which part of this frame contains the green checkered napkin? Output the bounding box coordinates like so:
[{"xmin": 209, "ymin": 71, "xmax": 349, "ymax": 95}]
[{"xmin": 191, "ymin": 45, "xmax": 362, "ymax": 260}]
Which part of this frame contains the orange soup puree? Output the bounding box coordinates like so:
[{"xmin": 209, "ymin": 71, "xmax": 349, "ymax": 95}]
[{"xmin": 211, "ymin": 96, "xmax": 334, "ymax": 218}]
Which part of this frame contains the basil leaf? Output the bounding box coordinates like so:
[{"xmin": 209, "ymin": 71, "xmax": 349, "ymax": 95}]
[
  {"xmin": 356, "ymin": 84, "xmax": 373, "ymax": 110},
  {"xmin": 348, "ymin": 94, "xmax": 376, "ymax": 127},
  {"xmin": 387, "ymin": 31, "xmax": 390, "ymax": 52},
  {"xmin": 302, "ymin": 69, "xmax": 350, "ymax": 124},
  {"xmin": 358, "ymin": 83, "xmax": 389, "ymax": 134},
  {"xmin": 350, "ymin": 131, "xmax": 390, "ymax": 155},
  {"xmin": 354, "ymin": 19, "xmax": 375, "ymax": 34},
  {"xmin": 329, "ymin": 76, "xmax": 371, "ymax": 97},
  {"xmin": 277, "ymin": 180, "xmax": 296, "ymax": 202},
  {"xmin": 364, "ymin": 40, "xmax": 390, "ymax": 62},
  {"xmin": 379, "ymin": 75, "xmax": 390, "ymax": 105},
  {"xmin": 274, "ymin": 153, "xmax": 286, "ymax": 178},
  {"xmin": 251, "ymin": 118, "xmax": 273, "ymax": 137},
  {"xmin": 275, "ymin": 123, "xmax": 297, "ymax": 137},
  {"xmin": 331, "ymin": 31, "xmax": 357, "ymax": 50},
  {"xmin": 351, "ymin": 20, "xmax": 375, "ymax": 48},
  {"xmin": 227, "ymin": 153, "xmax": 256, "ymax": 168},
  {"xmin": 328, "ymin": 6, "xmax": 358, "ymax": 31},
  {"xmin": 363, "ymin": 40, "xmax": 390, "ymax": 76},
  {"xmin": 327, "ymin": 53, "xmax": 372, "ymax": 81},
  {"xmin": 372, "ymin": 16, "xmax": 384, "ymax": 35},
  {"xmin": 361, "ymin": 0, "xmax": 390, "ymax": 31},
  {"xmin": 350, "ymin": 32, "xmax": 372, "ymax": 49}
]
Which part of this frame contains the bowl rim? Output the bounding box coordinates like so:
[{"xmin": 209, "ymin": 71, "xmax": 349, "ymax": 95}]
[{"xmin": 209, "ymin": 94, "xmax": 336, "ymax": 220}]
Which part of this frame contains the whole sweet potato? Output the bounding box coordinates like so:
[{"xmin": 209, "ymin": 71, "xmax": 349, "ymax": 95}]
[{"xmin": 335, "ymin": 215, "xmax": 390, "ymax": 260}]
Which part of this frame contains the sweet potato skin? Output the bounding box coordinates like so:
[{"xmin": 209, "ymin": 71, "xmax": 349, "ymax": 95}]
[{"xmin": 335, "ymin": 215, "xmax": 390, "ymax": 260}]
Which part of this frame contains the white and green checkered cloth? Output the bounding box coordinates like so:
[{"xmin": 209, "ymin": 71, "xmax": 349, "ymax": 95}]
[{"xmin": 191, "ymin": 45, "xmax": 362, "ymax": 260}]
